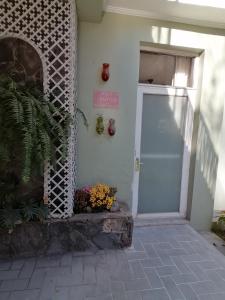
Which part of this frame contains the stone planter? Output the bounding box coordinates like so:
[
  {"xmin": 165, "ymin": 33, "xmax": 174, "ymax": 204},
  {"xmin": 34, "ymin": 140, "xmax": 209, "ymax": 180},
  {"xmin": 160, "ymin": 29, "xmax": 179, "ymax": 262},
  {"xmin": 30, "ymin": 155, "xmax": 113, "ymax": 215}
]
[{"xmin": 0, "ymin": 205, "xmax": 133, "ymax": 258}]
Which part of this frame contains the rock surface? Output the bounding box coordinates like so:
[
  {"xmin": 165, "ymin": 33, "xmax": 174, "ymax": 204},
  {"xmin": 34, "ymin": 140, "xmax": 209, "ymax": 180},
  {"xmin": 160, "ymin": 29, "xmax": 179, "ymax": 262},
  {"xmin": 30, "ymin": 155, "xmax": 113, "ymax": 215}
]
[{"xmin": 0, "ymin": 206, "xmax": 133, "ymax": 258}]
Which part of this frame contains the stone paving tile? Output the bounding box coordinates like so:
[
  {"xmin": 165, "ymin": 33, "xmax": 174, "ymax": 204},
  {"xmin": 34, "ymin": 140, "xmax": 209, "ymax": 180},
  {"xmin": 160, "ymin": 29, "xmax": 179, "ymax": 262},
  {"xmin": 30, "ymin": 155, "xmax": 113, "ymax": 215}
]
[
  {"xmin": 171, "ymin": 256, "xmax": 191, "ymax": 274},
  {"xmin": 191, "ymin": 280, "xmax": 217, "ymax": 295},
  {"xmin": 181, "ymin": 253, "xmax": 204, "ymax": 262},
  {"xmin": 129, "ymin": 260, "xmax": 146, "ymax": 278},
  {"xmin": 9, "ymin": 289, "xmax": 40, "ymax": 300},
  {"xmin": 197, "ymin": 260, "xmax": 221, "ymax": 270},
  {"xmin": 69, "ymin": 285, "xmax": 92, "ymax": 299},
  {"xmin": 140, "ymin": 257, "xmax": 163, "ymax": 268},
  {"xmin": 170, "ymin": 238, "xmax": 183, "ymax": 249},
  {"xmin": 144, "ymin": 267, "xmax": 163, "ymax": 289},
  {"xmin": 0, "ymin": 261, "xmax": 11, "ymax": 271},
  {"xmin": 1, "ymin": 224, "xmax": 225, "ymax": 299},
  {"xmin": 86, "ymin": 295, "xmax": 113, "ymax": 300},
  {"xmin": 142, "ymin": 288, "xmax": 170, "ymax": 300},
  {"xmin": 123, "ymin": 278, "xmax": 150, "ymax": 291},
  {"xmin": 143, "ymin": 243, "xmax": 159, "ymax": 257},
  {"xmin": 54, "ymin": 286, "xmax": 69, "ymax": 300},
  {"xmin": 125, "ymin": 290, "xmax": 142, "ymax": 300},
  {"xmin": 83, "ymin": 262, "xmax": 96, "ymax": 284},
  {"xmin": 28, "ymin": 269, "xmax": 47, "ymax": 289},
  {"xmin": 198, "ymin": 293, "xmax": 225, "ymax": 300},
  {"xmin": 0, "ymin": 270, "xmax": 19, "ymax": 281},
  {"xmin": 177, "ymin": 284, "xmax": 199, "ymax": 300},
  {"xmin": 171, "ymin": 273, "xmax": 198, "ymax": 284},
  {"xmin": 158, "ymin": 248, "xmax": 187, "ymax": 257},
  {"xmin": 186, "ymin": 262, "xmax": 208, "ymax": 281},
  {"xmin": 152, "ymin": 242, "xmax": 172, "ymax": 251},
  {"xmin": 19, "ymin": 258, "xmax": 36, "ymax": 279},
  {"xmin": 0, "ymin": 278, "xmax": 28, "ymax": 291},
  {"xmin": 36, "ymin": 255, "xmax": 60, "ymax": 268},
  {"xmin": 11, "ymin": 259, "xmax": 25, "ymax": 270},
  {"xmin": 60, "ymin": 253, "xmax": 73, "ymax": 267},
  {"xmin": 39, "ymin": 276, "xmax": 56, "ymax": 300},
  {"xmin": 156, "ymin": 265, "xmax": 181, "ymax": 276},
  {"xmin": 216, "ymin": 268, "xmax": 225, "ymax": 279},
  {"xmin": 126, "ymin": 251, "xmax": 148, "ymax": 261},
  {"xmin": 179, "ymin": 241, "xmax": 196, "ymax": 255},
  {"xmin": 0, "ymin": 292, "xmax": 10, "ymax": 300},
  {"xmin": 112, "ymin": 292, "xmax": 127, "ymax": 300},
  {"xmin": 110, "ymin": 280, "xmax": 125, "ymax": 294},
  {"xmin": 131, "ymin": 239, "xmax": 145, "ymax": 251},
  {"xmin": 45, "ymin": 266, "xmax": 71, "ymax": 277},
  {"xmin": 158, "ymin": 255, "xmax": 175, "ymax": 266},
  {"xmin": 161, "ymin": 276, "xmax": 185, "ymax": 299},
  {"xmin": 206, "ymin": 270, "xmax": 225, "ymax": 292}
]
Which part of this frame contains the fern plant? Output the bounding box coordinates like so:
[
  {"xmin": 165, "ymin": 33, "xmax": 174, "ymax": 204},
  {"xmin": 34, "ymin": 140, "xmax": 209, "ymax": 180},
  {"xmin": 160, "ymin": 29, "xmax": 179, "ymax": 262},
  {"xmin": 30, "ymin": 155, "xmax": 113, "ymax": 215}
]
[
  {"xmin": 0, "ymin": 74, "xmax": 71, "ymax": 183},
  {"xmin": 0, "ymin": 172, "xmax": 49, "ymax": 232},
  {"xmin": 0, "ymin": 74, "xmax": 88, "ymax": 230},
  {"xmin": 0, "ymin": 75, "xmax": 72, "ymax": 230}
]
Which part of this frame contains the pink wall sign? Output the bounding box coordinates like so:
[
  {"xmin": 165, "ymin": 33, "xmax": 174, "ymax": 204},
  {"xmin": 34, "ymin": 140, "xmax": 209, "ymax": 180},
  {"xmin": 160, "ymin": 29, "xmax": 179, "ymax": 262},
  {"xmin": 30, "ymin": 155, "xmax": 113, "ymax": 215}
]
[{"xmin": 93, "ymin": 91, "xmax": 120, "ymax": 109}]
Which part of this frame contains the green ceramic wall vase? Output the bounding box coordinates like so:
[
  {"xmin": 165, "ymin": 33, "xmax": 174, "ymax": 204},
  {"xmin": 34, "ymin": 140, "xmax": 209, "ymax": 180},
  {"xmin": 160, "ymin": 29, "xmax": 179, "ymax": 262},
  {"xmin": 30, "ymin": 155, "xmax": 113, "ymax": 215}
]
[{"xmin": 96, "ymin": 115, "xmax": 104, "ymax": 135}]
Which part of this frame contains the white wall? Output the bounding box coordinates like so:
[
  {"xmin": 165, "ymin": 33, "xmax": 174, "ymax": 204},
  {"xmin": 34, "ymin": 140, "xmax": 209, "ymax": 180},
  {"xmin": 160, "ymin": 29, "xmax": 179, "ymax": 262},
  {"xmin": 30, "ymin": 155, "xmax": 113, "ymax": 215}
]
[{"xmin": 78, "ymin": 12, "xmax": 225, "ymax": 229}]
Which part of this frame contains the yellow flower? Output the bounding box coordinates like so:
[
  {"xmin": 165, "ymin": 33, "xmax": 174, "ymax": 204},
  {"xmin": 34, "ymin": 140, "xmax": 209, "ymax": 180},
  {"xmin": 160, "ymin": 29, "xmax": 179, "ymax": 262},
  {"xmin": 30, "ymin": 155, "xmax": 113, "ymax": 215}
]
[{"xmin": 89, "ymin": 183, "xmax": 115, "ymax": 209}]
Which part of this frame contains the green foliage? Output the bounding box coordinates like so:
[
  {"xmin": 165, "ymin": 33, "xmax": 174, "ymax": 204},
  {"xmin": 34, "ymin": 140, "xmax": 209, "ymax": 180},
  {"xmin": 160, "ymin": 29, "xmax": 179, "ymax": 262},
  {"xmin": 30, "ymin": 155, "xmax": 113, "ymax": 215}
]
[
  {"xmin": 0, "ymin": 74, "xmax": 88, "ymax": 231},
  {"xmin": 36, "ymin": 203, "xmax": 49, "ymax": 222},
  {"xmin": 0, "ymin": 74, "xmax": 71, "ymax": 183},
  {"xmin": 0, "ymin": 75, "xmax": 71, "ymax": 231},
  {"xmin": 218, "ymin": 214, "xmax": 225, "ymax": 225},
  {"xmin": 0, "ymin": 208, "xmax": 22, "ymax": 231},
  {"xmin": 21, "ymin": 199, "xmax": 40, "ymax": 221},
  {"xmin": 76, "ymin": 108, "xmax": 89, "ymax": 128},
  {"xmin": 0, "ymin": 203, "xmax": 49, "ymax": 232},
  {"xmin": 0, "ymin": 174, "xmax": 48, "ymax": 231}
]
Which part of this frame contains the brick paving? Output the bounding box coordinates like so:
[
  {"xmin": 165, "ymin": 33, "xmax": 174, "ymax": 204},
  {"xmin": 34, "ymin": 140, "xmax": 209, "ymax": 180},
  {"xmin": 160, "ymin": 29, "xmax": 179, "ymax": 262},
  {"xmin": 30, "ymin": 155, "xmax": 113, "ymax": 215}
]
[{"xmin": 1, "ymin": 224, "xmax": 225, "ymax": 299}]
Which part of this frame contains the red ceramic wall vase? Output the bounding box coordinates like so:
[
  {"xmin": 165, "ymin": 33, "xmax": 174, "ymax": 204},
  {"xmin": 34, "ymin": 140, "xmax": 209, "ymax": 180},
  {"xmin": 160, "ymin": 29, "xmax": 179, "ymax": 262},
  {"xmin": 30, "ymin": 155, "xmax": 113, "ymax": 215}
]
[
  {"xmin": 102, "ymin": 63, "xmax": 110, "ymax": 82},
  {"xmin": 108, "ymin": 118, "xmax": 116, "ymax": 136}
]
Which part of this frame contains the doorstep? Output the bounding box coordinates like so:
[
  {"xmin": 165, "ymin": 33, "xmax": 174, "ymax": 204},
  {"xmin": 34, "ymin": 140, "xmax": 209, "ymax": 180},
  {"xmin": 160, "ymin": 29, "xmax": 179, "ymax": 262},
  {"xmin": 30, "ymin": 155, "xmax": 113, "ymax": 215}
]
[{"xmin": 134, "ymin": 216, "xmax": 189, "ymax": 227}]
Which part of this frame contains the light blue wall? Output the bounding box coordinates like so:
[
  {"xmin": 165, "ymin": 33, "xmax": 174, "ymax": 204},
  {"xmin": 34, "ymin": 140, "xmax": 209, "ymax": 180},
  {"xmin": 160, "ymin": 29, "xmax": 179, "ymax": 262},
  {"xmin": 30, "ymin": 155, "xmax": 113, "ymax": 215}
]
[{"xmin": 77, "ymin": 12, "xmax": 225, "ymax": 230}]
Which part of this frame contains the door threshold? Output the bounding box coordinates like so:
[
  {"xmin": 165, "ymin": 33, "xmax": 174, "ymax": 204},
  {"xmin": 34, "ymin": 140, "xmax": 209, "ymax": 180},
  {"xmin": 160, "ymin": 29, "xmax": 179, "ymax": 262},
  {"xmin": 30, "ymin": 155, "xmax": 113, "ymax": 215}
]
[
  {"xmin": 134, "ymin": 213, "xmax": 189, "ymax": 227},
  {"xmin": 136, "ymin": 212, "xmax": 183, "ymax": 219}
]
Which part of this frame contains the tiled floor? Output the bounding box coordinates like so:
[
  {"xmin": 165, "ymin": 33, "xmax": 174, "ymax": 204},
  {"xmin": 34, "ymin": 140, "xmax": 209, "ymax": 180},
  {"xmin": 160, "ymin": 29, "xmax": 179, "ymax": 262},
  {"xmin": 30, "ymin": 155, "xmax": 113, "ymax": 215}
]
[{"xmin": 1, "ymin": 224, "xmax": 225, "ymax": 300}]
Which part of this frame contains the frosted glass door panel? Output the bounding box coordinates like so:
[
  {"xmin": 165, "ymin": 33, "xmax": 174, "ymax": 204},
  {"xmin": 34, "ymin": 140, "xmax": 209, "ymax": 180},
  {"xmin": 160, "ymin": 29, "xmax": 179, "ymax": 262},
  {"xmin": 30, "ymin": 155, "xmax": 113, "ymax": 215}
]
[{"xmin": 138, "ymin": 94, "xmax": 187, "ymax": 214}]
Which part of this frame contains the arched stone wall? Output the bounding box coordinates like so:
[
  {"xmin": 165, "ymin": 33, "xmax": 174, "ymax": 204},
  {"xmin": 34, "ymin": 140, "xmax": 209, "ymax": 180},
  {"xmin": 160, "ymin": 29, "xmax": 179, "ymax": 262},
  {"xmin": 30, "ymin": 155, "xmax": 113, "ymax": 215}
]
[
  {"xmin": 0, "ymin": 37, "xmax": 44, "ymax": 200},
  {"xmin": 0, "ymin": 37, "xmax": 43, "ymax": 88},
  {"xmin": 0, "ymin": 0, "xmax": 77, "ymax": 218}
]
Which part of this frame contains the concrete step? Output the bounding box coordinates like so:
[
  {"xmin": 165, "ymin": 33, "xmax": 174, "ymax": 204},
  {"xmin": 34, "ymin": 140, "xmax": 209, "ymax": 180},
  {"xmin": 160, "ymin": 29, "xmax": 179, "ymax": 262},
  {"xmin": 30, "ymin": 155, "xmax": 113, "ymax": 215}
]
[{"xmin": 134, "ymin": 216, "xmax": 189, "ymax": 227}]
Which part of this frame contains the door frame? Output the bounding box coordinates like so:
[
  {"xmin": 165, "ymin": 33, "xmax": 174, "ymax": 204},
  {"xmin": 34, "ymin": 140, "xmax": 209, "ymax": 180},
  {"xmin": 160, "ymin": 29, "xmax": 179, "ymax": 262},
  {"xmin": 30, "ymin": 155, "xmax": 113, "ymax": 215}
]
[{"xmin": 132, "ymin": 84, "xmax": 197, "ymax": 218}]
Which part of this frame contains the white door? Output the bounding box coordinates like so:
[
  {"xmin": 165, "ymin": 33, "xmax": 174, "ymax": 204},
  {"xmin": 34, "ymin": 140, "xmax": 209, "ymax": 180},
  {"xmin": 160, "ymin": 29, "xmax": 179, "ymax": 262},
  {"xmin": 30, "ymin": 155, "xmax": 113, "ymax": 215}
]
[{"xmin": 133, "ymin": 85, "xmax": 195, "ymax": 218}]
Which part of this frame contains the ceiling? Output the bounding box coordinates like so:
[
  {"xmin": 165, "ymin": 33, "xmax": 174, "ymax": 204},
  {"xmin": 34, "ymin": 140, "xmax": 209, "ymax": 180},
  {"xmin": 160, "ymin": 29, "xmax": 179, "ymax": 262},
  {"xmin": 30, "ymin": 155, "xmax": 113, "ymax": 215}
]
[
  {"xmin": 76, "ymin": 0, "xmax": 104, "ymax": 22},
  {"xmin": 104, "ymin": 0, "xmax": 225, "ymax": 29}
]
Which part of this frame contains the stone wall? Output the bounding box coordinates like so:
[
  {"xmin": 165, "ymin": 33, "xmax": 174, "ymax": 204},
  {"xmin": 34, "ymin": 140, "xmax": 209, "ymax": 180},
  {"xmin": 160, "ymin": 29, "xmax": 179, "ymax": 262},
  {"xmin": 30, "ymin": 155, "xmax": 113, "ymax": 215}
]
[
  {"xmin": 0, "ymin": 209, "xmax": 133, "ymax": 258},
  {"xmin": 0, "ymin": 37, "xmax": 43, "ymax": 88},
  {"xmin": 0, "ymin": 37, "xmax": 44, "ymax": 200}
]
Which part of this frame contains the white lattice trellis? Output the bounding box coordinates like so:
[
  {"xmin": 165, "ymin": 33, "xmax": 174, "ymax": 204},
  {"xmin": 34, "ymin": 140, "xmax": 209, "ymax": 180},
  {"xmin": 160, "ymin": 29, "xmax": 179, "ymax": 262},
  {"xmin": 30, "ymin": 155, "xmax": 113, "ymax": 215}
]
[{"xmin": 0, "ymin": 0, "xmax": 77, "ymax": 218}]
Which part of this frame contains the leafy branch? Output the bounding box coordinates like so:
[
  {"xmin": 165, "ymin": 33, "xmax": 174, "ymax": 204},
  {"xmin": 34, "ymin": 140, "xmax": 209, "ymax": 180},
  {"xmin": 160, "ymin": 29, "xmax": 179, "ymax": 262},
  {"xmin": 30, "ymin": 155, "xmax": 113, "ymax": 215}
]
[{"xmin": 0, "ymin": 74, "xmax": 71, "ymax": 183}]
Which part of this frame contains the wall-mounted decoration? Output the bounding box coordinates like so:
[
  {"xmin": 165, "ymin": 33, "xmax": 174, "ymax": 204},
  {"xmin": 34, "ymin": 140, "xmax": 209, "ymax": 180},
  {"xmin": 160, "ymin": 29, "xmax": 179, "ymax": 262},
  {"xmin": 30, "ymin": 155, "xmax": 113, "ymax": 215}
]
[
  {"xmin": 94, "ymin": 91, "xmax": 120, "ymax": 109},
  {"xmin": 96, "ymin": 115, "xmax": 104, "ymax": 135},
  {"xmin": 108, "ymin": 119, "xmax": 116, "ymax": 137},
  {"xmin": 102, "ymin": 63, "xmax": 110, "ymax": 82}
]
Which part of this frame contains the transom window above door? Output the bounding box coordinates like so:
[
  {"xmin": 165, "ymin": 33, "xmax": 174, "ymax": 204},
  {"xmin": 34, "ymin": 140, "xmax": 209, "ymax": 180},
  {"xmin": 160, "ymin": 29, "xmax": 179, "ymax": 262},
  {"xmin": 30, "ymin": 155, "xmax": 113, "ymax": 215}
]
[{"xmin": 139, "ymin": 50, "xmax": 196, "ymax": 88}]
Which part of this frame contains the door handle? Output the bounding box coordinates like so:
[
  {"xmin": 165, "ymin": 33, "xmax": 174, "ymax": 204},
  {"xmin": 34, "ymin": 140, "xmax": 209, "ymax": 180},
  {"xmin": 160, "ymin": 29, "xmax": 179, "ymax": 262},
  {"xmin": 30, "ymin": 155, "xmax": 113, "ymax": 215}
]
[{"xmin": 135, "ymin": 158, "xmax": 143, "ymax": 171}]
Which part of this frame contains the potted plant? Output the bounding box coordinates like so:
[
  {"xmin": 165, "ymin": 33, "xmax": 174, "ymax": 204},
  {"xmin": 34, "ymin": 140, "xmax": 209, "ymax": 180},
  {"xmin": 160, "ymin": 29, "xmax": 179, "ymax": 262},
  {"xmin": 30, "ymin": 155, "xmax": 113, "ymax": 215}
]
[{"xmin": 74, "ymin": 183, "xmax": 118, "ymax": 214}]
